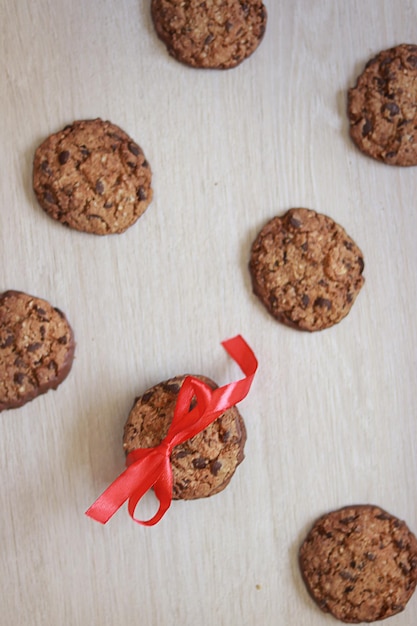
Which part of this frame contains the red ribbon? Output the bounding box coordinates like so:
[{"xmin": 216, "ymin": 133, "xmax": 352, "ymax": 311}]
[{"xmin": 85, "ymin": 335, "xmax": 258, "ymax": 526}]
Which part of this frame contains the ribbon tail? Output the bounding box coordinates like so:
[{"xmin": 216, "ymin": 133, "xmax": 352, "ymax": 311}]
[
  {"xmin": 128, "ymin": 456, "xmax": 174, "ymax": 526},
  {"xmin": 221, "ymin": 334, "xmax": 258, "ymax": 379},
  {"xmin": 85, "ymin": 451, "xmax": 165, "ymax": 524}
]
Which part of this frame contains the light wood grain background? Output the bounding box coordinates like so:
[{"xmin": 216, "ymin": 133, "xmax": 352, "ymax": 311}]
[{"xmin": 1, "ymin": 1, "xmax": 417, "ymax": 624}]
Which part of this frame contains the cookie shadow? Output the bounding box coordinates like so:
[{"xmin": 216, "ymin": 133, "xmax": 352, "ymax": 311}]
[
  {"xmin": 289, "ymin": 517, "xmax": 334, "ymax": 621},
  {"xmin": 239, "ymin": 218, "xmax": 273, "ymax": 324},
  {"xmin": 337, "ymin": 51, "xmax": 378, "ymax": 158},
  {"xmin": 22, "ymin": 132, "xmax": 67, "ymax": 230},
  {"xmin": 239, "ymin": 211, "xmax": 298, "ymax": 329}
]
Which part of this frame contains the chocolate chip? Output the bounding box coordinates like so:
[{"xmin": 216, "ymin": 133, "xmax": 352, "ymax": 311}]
[
  {"xmin": 141, "ymin": 391, "xmax": 154, "ymax": 403},
  {"xmin": 41, "ymin": 160, "xmax": 52, "ymax": 175},
  {"xmin": 362, "ymin": 118, "xmax": 373, "ymax": 136},
  {"xmin": 314, "ymin": 297, "xmax": 332, "ymax": 310},
  {"xmin": 104, "ymin": 201, "xmax": 113, "ymax": 209},
  {"xmin": 57, "ymin": 336, "xmax": 68, "ymax": 344},
  {"xmin": 407, "ymin": 55, "xmax": 417, "ymax": 67},
  {"xmin": 301, "ymin": 294, "xmax": 309, "ymax": 307},
  {"xmin": 225, "ymin": 20, "xmax": 233, "ymax": 32},
  {"xmin": 27, "ymin": 342, "xmax": 42, "ymax": 352},
  {"xmin": 95, "ymin": 180, "xmax": 104, "ymax": 195},
  {"xmin": 210, "ymin": 460, "xmax": 222, "ymax": 476},
  {"xmin": 174, "ymin": 450, "xmax": 190, "ymax": 459},
  {"xmin": 128, "ymin": 142, "xmax": 140, "ymax": 156},
  {"xmin": 289, "ymin": 216, "xmax": 302, "ymax": 228},
  {"xmin": 58, "ymin": 150, "xmax": 70, "ymax": 165},
  {"xmin": 375, "ymin": 511, "xmax": 392, "ymax": 520},
  {"xmin": 380, "ymin": 55, "xmax": 394, "ymax": 67},
  {"xmin": 204, "ymin": 34, "xmax": 214, "ymax": 46},
  {"xmin": 14, "ymin": 372, "xmax": 25, "ymax": 385},
  {"xmin": 192, "ymin": 457, "xmax": 207, "ymax": 469},
  {"xmin": 0, "ymin": 333, "xmax": 14, "ymax": 348},
  {"xmin": 241, "ymin": 2, "xmax": 249, "ymax": 16},
  {"xmin": 220, "ymin": 430, "xmax": 231, "ymax": 442},
  {"xmin": 383, "ymin": 102, "xmax": 400, "ymax": 116},
  {"xmin": 43, "ymin": 191, "xmax": 56, "ymax": 204},
  {"xmin": 366, "ymin": 552, "xmax": 376, "ymax": 560},
  {"xmin": 164, "ymin": 382, "xmax": 180, "ymax": 394},
  {"xmin": 80, "ymin": 146, "xmax": 90, "ymax": 157},
  {"xmin": 137, "ymin": 186, "xmax": 147, "ymax": 201}
]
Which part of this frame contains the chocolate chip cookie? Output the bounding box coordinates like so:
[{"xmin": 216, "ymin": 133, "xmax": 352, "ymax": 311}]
[
  {"xmin": 348, "ymin": 44, "xmax": 417, "ymax": 166},
  {"xmin": 151, "ymin": 0, "xmax": 267, "ymax": 69},
  {"xmin": 123, "ymin": 374, "xmax": 247, "ymax": 499},
  {"xmin": 33, "ymin": 119, "xmax": 153, "ymax": 235},
  {"xmin": 0, "ymin": 290, "xmax": 75, "ymax": 411},
  {"xmin": 299, "ymin": 505, "xmax": 417, "ymax": 623},
  {"xmin": 249, "ymin": 208, "xmax": 365, "ymax": 331}
]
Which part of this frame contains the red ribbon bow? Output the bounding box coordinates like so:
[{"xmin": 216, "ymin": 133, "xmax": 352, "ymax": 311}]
[{"xmin": 85, "ymin": 335, "xmax": 258, "ymax": 526}]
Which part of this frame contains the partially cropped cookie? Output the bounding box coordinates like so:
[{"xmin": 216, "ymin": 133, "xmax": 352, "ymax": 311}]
[
  {"xmin": 151, "ymin": 0, "xmax": 267, "ymax": 69},
  {"xmin": 299, "ymin": 505, "xmax": 417, "ymax": 623},
  {"xmin": 348, "ymin": 44, "xmax": 417, "ymax": 166},
  {"xmin": 33, "ymin": 119, "xmax": 153, "ymax": 235},
  {"xmin": 249, "ymin": 208, "xmax": 365, "ymax": 331},
  {"xmin": 123, "ymin": 375, "xmax": 246, "ymax": 499},
  {"xmin": 0, "ymin": 291, "xmax": 75, "ymax": 411}
]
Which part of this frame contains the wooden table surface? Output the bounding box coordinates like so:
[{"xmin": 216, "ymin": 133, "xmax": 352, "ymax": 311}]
[{"xmin": 1, "ymin": 1, "xmax": 417, "ymax": 624}]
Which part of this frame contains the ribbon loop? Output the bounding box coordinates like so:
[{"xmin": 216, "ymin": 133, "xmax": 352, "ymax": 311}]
[{"xmin": 85, "ymin": 335, "xmax": 258, "ymax": 526}]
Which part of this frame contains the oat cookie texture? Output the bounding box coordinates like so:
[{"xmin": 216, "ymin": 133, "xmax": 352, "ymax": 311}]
[
  {"xmin": 348, "ymin": 44, "xmax": 417, "ymax": 166},
  {"xmin": 0, "ymin": 291, "xmax": 75, "ymax": 411},
  {"xmin": 123, "ymin": 374, "xmax": 246, "ymax": 499},
  {"xmin": 151, "ymin": 0, "xmax": 267, "ymax": 69},
  {"xmin": 249, "ymin": 208, "xmax": 365, "ymax": 332},
  {"xmin": 33, "ymin": 119, "xmax": 152, "ymax": 235},
  {"xmin": 299, "ymin": 505, "xmax": 417, "ymax": 623}
]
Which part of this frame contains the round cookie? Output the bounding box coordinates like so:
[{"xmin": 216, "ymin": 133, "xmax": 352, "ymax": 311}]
[
  {"xmin": 123, "ymin": 374, "xmax": 247, "ymax": 499},
  {"xmin": 348, "ymin": 44, "xmax": 417, "ymax": 166},
  {"xmin": 151, "ymin": 0, "xmax": 267, "ymax": 70},
  {"xmin": 0, "ymin": 290, "xmax": 75, "ymax": 411},
  {"xmin": 299, "ymin": 505, "xmax": 417, "ymax": 623},
  {"xmin": 33, "ymin": 119, "xmax": 153, "ymax": 235},
  {"xmin": 249, "ymin": 208, "xmax": 365, "ymax": 331}
]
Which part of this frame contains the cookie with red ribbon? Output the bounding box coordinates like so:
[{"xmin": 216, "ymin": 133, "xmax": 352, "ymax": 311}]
[
  {"xmin": 86, "ymin": 335, "xmax": 258, "ymax": 526},
  {"xmin": 0, "ymin": 290, "xmax": 75, "ymax": 411},
  {"xmin": 123, "ymin": 374, "xmax": 247, "ymax": 500}
]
